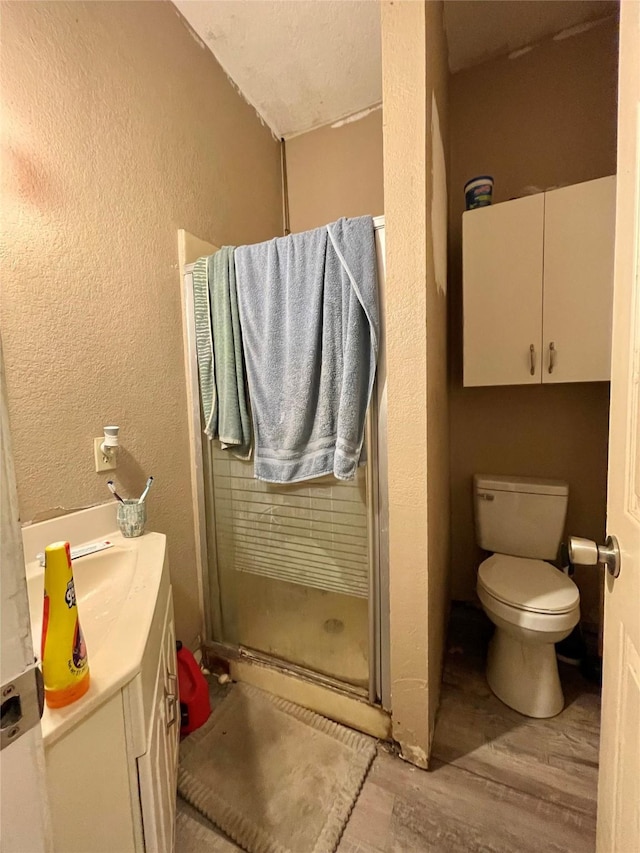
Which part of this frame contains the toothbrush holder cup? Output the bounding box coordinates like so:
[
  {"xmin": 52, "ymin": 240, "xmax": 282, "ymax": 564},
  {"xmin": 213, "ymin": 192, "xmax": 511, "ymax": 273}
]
[{"xmin": 117, "ymin": 500, "xmax": 146, "ymax": 538}]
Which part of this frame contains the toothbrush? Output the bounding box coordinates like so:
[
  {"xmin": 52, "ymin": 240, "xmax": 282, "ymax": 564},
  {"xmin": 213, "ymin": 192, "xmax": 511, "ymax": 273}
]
[
  {"xmin": 138, "ymin": 476, "xmax": 154, "ymax": 504},
  {"xmin": 107, "ymin": 480, "xmax": 125, "ymax": 503}
]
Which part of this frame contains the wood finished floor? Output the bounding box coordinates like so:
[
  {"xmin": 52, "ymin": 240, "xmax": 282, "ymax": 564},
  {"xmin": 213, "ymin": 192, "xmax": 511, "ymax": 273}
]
[{"xmin": 177, "ymin": 604, "xmax": 601, "ymax": 852}]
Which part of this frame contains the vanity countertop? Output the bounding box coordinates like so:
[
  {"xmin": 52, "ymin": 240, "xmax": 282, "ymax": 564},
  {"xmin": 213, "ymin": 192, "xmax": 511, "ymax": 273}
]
[{"xmin": 22, "ymin": 503, "xmax": 167, "ymax": 747}]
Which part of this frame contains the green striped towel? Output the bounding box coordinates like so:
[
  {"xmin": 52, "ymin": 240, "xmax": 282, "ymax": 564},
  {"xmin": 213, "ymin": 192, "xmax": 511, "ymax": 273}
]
[
  {"xmin": 193, "ymin": 256, "xmax": 217, "ymax": 438},
  {"xmin": 209, "ymin": 248, "xmax": 252, "ymax": 460}
]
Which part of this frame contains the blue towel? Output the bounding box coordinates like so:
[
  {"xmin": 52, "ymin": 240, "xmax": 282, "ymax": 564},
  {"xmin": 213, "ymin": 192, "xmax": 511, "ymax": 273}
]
[{"xmin": 235, "ymin": 216, "xmax": 379, "ymax": 483}]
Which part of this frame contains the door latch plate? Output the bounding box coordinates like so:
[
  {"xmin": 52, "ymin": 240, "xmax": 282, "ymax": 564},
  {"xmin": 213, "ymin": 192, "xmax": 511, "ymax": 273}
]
[{"xmin": 1, "ymin": 664, "xmax": 44, "ymax": 750}]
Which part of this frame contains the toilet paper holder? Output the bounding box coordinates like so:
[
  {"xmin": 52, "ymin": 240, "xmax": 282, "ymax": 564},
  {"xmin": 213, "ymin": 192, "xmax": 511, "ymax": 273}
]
[{"xmin": 568, "ymin": 535, "xmax": 621, "ymax": 578}]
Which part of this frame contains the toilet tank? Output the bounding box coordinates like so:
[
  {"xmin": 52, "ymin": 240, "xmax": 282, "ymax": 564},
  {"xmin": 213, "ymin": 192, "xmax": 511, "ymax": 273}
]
[{"xmin": 474, "ymin": 474, "xmax": 569, "ymax": 560}]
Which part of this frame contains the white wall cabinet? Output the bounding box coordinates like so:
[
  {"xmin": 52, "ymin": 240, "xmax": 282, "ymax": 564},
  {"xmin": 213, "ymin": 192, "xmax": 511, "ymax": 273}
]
[
  {"xmin": 45, "ymin": 575, "xmax": 179, "ymax": 853},
  {"xmin": 463, "ymin": 193, "xmax": 544, "ymax": 386},
  {"xmin": 463, "ymin": 175, "xmax": 616, "ymax": 387}
]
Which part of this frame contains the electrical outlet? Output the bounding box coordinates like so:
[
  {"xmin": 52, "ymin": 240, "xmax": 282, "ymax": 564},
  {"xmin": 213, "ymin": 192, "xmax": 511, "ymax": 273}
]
[{"xmin": 94, "ymin": 437, "xmax": 117, "ymax": 472}]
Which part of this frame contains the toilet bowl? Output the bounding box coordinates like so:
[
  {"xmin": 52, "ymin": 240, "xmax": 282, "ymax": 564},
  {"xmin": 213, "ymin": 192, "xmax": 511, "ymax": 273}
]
[
  {"xmin": 472, "ymin": 473, "xmax": 580, "ymax": 717},
  {"xmin": 477, "ymin": 554, "xmax": 580, "ymax": 718}
]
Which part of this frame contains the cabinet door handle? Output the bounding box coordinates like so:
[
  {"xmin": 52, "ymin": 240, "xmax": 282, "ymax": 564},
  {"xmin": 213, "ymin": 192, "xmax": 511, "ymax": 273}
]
[
  {"xmin": 548, "ymin": 341, "xmax": 556, "ymax": 374},
  {"xmin": 165, "ymin": 689, "xmax": 177, "ymax": 729},
  {"xmin": 164, "ymin": 693, "xmax": 178, "ymax": 731},
  {"xmin": 167, "ymin": 672, "xmax": 178, "ymax": 695},
  {"xmin": 165, "ymin": 670, "xmax": 178, "ymax": 729},
  {"xmin": 529, "ymin": 344, "xmax": 536, "ymax": 376}
]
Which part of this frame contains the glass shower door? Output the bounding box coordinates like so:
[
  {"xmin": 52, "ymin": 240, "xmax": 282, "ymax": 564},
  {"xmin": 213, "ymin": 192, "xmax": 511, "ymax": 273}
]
[
  {"xmin": 186, "ymin": 217, "xmax": 386, "ymax": 702},
  {"xmin": 204, "ymin": 442, "xmax": 371, "ymax": 690}
]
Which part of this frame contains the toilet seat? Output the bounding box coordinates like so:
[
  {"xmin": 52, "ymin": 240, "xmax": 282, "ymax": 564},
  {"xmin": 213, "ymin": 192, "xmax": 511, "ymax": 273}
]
[{"xmin": 478, "ymin": 554, "xmax": 579, "ymax": 615}]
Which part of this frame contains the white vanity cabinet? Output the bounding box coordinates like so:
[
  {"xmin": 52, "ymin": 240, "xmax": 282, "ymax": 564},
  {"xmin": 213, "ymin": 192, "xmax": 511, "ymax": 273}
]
[
  {"xmin": 134, "ymin": 590, "xmax": 180, "ymax": 853},
  {"xmin": 44, "ymin": 571, "xmax": 179, "ymax": 853},
  {"xmin": 463, "ymin": 175, "xmax": 616, "ymax": 387}
]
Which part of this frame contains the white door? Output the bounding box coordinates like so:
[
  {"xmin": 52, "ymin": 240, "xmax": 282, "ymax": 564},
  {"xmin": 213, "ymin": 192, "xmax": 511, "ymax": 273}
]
[
  {"xmin": 597, "ymin": 2, "xmax": 640, "ymax": 850},
  {"xmin": 543, "ymin": 177, "xmax": 616, "ymax": 384},
  {"xmin": 0, "ymin": 345, "xmax": 51, "ymax": 853},
  {"xmin": 463, "ymin": 193, "xmax": 544, "ymax": 386}
]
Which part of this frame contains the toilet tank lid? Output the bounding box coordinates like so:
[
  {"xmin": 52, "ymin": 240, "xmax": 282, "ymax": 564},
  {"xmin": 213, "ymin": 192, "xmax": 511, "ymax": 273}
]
[{"xmin": 474, "ymin": 474, "xmax": 569, "ymax": 497}]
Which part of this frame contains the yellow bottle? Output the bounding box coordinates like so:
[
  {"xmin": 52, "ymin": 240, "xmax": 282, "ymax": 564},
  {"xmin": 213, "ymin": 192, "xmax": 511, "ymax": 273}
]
[{"xmin": 41, "ymin": 541, "xmax": 90, "ymax": 708}]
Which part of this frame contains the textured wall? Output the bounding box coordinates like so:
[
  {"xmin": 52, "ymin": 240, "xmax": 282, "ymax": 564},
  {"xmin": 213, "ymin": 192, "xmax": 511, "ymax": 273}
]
[
  {"xmin": 381, "ymin": 0, "xmax": 449, "ymax": 767},
  {"xmin": 0, "ymin": 1, "xmax": 282, "ymax": 646},
  {"xmin": 448, "ymin": 18, "xmax": 618, "ymax": 624},
  {"xmin": 286, "ymin": 110, "xmax": 384, "ymax": 233}
]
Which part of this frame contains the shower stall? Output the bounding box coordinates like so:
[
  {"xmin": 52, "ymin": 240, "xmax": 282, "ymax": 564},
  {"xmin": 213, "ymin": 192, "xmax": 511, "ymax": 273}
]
[{"xmin": 181, "ymin": 217, "xmax": 388, "ymax": 713}]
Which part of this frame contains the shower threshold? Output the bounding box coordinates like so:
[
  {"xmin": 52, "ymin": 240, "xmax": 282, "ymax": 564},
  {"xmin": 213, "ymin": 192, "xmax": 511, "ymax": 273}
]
[
  {"xmin": 203, "ymin": 640, "xmax": 368, "ymax": 699},
  {"xmin": 202, "ymin": 640, "xmax": 391, "ymax": 740}
]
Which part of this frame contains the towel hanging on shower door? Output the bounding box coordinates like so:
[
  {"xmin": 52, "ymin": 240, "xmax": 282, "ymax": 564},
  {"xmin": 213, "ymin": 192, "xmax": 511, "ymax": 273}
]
[
  {"xmin": 192, "ymin": 248, "xmax": 253, "ymax": 460},
  {"xmin": 192, "ymin": 256, "xmax": 217, "ymax": 438},
  {"xmin": 209, "ymin": 247, "xmax": 252, "ymax": 460},
  {"xmin": 235, "ymin": 215, "xmax": 379, "ymax": 484}
]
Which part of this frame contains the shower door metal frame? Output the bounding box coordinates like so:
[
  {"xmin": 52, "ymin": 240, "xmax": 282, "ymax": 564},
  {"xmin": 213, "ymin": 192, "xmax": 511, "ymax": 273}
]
[
  {"xmin": 181, "ymin": 218, "xmax": 389, "ymax": 706},
  {"xmin": 372, "ymin": 216, "xmax": 391, "ymax": 710}
]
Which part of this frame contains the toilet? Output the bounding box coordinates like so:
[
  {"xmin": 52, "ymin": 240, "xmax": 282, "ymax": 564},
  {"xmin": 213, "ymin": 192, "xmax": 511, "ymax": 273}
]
[{"xmin": 474, "ymin": 474, "xmax": 580, "ymax": 718}]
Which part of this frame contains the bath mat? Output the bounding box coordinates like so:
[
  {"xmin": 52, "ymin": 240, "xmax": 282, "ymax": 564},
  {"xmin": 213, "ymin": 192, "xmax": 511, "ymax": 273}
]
[{"xmin": 178, "ymin": 683, "xmax": 376, "ymax": 853}]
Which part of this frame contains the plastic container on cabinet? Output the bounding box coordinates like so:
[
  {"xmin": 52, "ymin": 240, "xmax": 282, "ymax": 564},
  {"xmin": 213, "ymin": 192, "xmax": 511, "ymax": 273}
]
[{"xmin": 465, "ymin": 175, "xmax": 494, "ymax": 210}]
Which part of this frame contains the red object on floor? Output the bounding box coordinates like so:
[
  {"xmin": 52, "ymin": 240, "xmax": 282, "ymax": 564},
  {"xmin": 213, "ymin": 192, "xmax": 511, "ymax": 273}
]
[{"xmin": 176, "ymin": 641, "xmax": 211, "ymax": 736}]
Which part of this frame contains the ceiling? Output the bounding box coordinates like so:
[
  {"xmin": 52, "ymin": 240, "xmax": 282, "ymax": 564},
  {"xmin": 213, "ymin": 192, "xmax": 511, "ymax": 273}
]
[
  {"xmin": 173, "ymin": 0, "xmax": 617, "ymax": 139},
  {"xmin": 173, "ymin": 0, "xmax": 382, "ymax": 139}
]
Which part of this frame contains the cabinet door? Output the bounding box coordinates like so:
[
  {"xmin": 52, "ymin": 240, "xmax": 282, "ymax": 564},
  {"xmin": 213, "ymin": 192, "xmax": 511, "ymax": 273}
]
[
  {"xmin": 163, "ymin": 600, "xmax": 179, "ymax": 839},
  {"xmin": 137, "ymin": 596, "xmax": 179, "ymax": 853},
  {"xmin": 463, "ymin": 194, "xmax": 544, "ymax": 386},
  {"xmin": 542, "ymin": 176, "xmax": 616, "ymax": 383}
]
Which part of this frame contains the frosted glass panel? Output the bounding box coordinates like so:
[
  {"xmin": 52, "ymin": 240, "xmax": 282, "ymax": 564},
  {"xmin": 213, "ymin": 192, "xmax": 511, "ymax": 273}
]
[
  {"xmin": 206, "ymin": 443, "xmax": 370, "ymax": 687},
  {"xmin": 213, "ymin": 453, "xmax": 369, "ymax": 598}
]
